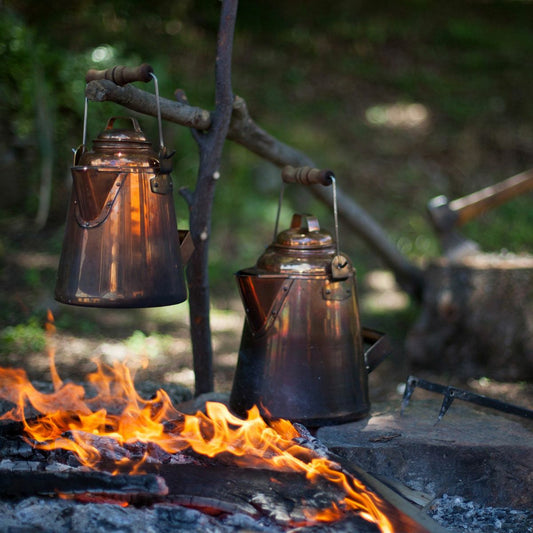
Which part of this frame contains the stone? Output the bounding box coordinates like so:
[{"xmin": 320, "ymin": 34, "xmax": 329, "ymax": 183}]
[{"xmin": 317, "ymin": 399, "xmax": 533, "ymax": 510}]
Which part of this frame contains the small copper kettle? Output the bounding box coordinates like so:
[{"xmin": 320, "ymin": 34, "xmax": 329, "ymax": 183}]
[
  {"xmin": 55, "ymin": 115, "xmax": 189, "ymax": 308},
  {"xmin": 230, "ymin": 166, "xmax": 389, "ymax": 426}
]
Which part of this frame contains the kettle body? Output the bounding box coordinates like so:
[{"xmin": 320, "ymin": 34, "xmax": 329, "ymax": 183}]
[
  {"xmin": 55, "ymin": 117, "xmax": 187, "ymax": 308},
  {"xmin": 230, "ymin": 213, "xmax": 387, "ymax": 426}
]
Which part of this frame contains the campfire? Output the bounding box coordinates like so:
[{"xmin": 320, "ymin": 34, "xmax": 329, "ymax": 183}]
[
  {"xmin": 4, "ymin": 314, "xmax": 529, "ymax": 532},
  {"xmin": 0, "ymin": 312, "xmax": 417, "ymax": 532}
]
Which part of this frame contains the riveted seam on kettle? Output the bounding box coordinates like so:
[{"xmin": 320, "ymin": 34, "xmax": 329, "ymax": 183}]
[
  {"xmin": 322, "ymin": 279, "xmax": 353, "ymax": 301},
  {"xmin": 74, "ymin": 172, "xmax": 127, "ymax": 229}
]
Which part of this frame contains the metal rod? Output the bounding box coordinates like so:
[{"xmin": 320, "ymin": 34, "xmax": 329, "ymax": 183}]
[
  {"xmin": 401, "ymin": 375, "xmax": 533, "ymax": 421},
  {"xmin": 273, "ymin": 183, "xmax": 285, "ymax": 242},
  {"xmin": 82, "ymin": 96, "xmax": 88, "ymax": 147},
  {"xmin": 150, "ymin": 72, "xmax": 165, "ymax": 150},
  {"xmin": 331, "ymin": 176, "xmax": 341, "ymax": 257}
]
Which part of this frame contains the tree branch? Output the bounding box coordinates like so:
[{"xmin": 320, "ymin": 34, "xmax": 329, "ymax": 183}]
[
  {"xmin": 184, "ymin": 0, "xmax": 238, "ymax": 395},
  {"xmin": 86, "ymin": 80, "xmax": 424, "ymax": 296},
  {"xmin": 86, "ymin": 81, "xmax": 212, "ymax": 130}
]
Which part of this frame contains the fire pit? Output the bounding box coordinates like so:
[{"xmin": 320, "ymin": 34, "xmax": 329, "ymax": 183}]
[
  {"xmin": 1, "ymin": 351, "xmax": 532, "ymax": 532},
  {"xmin": 11, "ymin": 354, "xmax": 479, "ymax": 533},
  {"xmin": 0, "ymin": 350, "xmax": 456, "ymax": 533}
]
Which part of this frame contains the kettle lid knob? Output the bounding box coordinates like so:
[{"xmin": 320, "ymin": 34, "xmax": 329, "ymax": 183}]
[{"xmin": 275, "ymin": 213, "xmax": 334, "ymax": 249}]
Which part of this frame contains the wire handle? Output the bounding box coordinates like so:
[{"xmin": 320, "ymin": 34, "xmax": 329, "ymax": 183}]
[
  {"xmin": 274, "ymin": 165, "xmax": 342, "ymax": 261},
  {"xmin": 80, "ymin": 63, "xmax": 165, "ymax": 153}
]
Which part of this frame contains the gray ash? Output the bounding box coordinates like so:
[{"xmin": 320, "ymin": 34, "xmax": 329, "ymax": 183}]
[{"xmin": 428, "ymin": 494, "xmax": 533, "ymax": 532}]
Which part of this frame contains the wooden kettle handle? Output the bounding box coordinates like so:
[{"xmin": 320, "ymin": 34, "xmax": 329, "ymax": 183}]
[
  {"xmin": 281, "ymin": 165, "xmax": 334, "ymax": 186},
  {"xmin": 86, "ymin": 63, "xmax": 154, "ymax": 85}
]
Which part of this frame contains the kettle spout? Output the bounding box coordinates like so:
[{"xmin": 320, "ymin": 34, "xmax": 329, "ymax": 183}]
[{"xmin": 236, "ymin": 271, "xmax": 293, "ymax": 336}]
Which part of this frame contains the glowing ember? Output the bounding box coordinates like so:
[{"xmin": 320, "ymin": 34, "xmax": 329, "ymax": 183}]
[{"xmin": 0, "ymin": 312, "xmax": 393, "ymax": 532}]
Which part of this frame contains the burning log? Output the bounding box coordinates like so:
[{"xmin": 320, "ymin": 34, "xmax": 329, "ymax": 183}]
[
  {"xmin": 0, "ymin": 469, "xmax": 168, "ymax": 504},
  {"xmin": 0, "ymin": 435, "xmax": 38, "ymax": 460},
  {"xmin": 55, "ymin": 430, "xmax": 200, "ymax": 469},
  {"xmin": 146, "ymin": 463, "xmax": 381, "ymax": 531}
]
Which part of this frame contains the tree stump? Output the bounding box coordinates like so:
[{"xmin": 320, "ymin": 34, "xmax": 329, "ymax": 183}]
[{"xmin": 406, "ymin": 253, "xmax": 533, "ymax": 380}]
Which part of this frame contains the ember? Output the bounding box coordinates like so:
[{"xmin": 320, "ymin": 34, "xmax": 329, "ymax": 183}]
[{"xmin": 0, "ymin": 313, "xmax": 397, "ymax": 532}]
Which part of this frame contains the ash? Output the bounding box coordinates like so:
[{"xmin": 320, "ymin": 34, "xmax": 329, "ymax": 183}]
[
  {"xmin": 0, "ymin": 497, "xmax": 380, "ymax": 533},
  {"xmin": 0, "ymin": 498, "xmax": 282, "ymax": 533},
  {"xmin": 428, "ymin": 494, "xmax": 533, "ymax": 533}
]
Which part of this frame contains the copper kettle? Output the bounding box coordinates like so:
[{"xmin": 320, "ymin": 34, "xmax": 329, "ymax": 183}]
[
  {"xmin": 229, "ymin": 166, "xmax": 389, "ymax": 426},
  {"xmin": 55, "ymin": 113, "xmax": 189, "ymax": 308}
]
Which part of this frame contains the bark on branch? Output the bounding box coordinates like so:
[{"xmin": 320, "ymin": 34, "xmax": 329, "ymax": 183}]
[
  {"xmin": 86, "ymin": 80, "xmax": 424, "ymax": 296},
  {"xmin": 179, "ymin": 0, "xmax": 238, "ymax": 395}
]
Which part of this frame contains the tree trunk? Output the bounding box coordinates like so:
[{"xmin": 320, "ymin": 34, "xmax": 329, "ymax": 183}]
[
  {"xmin": 406, "ymin": 253, "xmax": 533, "ymax": 380},
  {"xmin": 184, "ymin": 0, "xmax": 238, "ymax": 395}
]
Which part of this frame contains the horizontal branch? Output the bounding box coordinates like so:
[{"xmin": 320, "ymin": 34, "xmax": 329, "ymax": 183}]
[
  {"xmin": 86, "ymin": 80, "xmax": 424, "ymax": 296},
  {"xmin": 86, "ymin": 80, "xmax": 211, "ymax": 130},
  {"xmin": 86, "ymin": 81, "xmax": 309, "ymax": 166},
  {"xmin": 228, "ymin": 96, "xmax": 314, "ymax": 167}
]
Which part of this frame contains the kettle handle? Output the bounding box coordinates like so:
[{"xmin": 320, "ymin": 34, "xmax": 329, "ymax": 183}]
[
  {"xmin": 81, "ymin": 64, "xmax": 166, "ymax": 154},
  {"xmin": 274, "ymin": 166, "xmax": 342, "ymax": 261},
  {"xmin": 362, "ymin": 328, "xmax": 391, "ymax": 373},
  {"xmin": 85, "ymin": 63, "xmax": 154, "ymax": 86},
  {"xmin": 281, "ymin": 165, "xmax": 334, "ymax": 186},
  {"xmin": 104, "ymin": 116, "xmax": 143, "ymax": 133}
]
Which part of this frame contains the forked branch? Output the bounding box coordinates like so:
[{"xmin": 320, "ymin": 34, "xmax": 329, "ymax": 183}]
[
  {"xmin": 84, "ymin": 0, "xmax": 423, "ymax": 395},
  {"xmin": 85, "ymin": 82, "xmax": 423, "ymax": 296}
]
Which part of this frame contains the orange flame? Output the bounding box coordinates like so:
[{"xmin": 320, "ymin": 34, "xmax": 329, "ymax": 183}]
[
  {"xmin": 0, "ymin": 312, "xmax": 393, "ymax": 533},
  {"xmin": 45, "ymin": 309, "xmax": 62, "ymax": 391}
]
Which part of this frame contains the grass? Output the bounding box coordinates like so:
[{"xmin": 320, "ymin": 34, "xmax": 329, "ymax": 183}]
[{"xmin": 0, "ymin": 318, "xmax": 46, "ymax": 356}]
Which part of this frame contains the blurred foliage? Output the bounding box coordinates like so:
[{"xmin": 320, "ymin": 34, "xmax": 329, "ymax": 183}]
[
  {"xmin": 0, "ymin": 317, "xmax": 46, "ymax": 355},
  {"xmin": 0, "ymin": 0, "xmax": 532, "ymax": 330},
  {"xmin": 125, "ymin": 330, "xmax": 174, "ymax": 359}
]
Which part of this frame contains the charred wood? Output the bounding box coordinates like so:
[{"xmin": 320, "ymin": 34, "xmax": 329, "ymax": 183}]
[
  {"xmin": 0, "ymin": 436, "xmax": 40, "ymax": 460},
  {"xmin": 148, "ymin": 463, "xmax": 379, "ymax": 531},
  {"xmin": 0, "ymin": 469, "xmax": 167, "ymax": 501}
]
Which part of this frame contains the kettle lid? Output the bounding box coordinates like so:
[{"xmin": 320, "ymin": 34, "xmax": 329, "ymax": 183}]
[
  {"xmin": 93, "ymin": 116, "xmax": 153, "ymax": 148},
  {"xmin": 255, "ymin": 213, "xmax": 342, "ymax": 275},
  {"xmin": 274, "ymin": 213, "xmax": 333, "ymax": 249},
  {"xmin": 76, "ymin": 116, "xmax": 159, "ymax": 168}
]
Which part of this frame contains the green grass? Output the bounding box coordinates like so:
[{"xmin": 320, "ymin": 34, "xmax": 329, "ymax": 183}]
[{"xmin": 0, "ymin": 318, "xmax": 46, "ymax": 355}]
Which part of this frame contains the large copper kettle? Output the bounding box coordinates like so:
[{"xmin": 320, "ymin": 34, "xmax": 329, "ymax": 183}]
[
  {"xmin": 55, "ymin": 115, "xmax": 189, "ymax": 307},
  {"xmin": 230, "ymin": 166, "xmax": 389, "ymax": 426}
]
